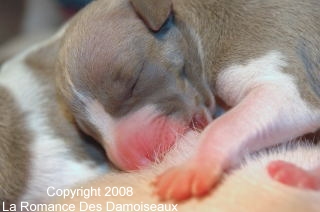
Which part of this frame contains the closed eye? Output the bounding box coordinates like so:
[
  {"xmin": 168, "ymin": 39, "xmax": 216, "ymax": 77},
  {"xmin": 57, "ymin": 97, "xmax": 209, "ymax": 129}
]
[
  {"xmin": 179, "ymin": 65, "xmax": 187, "ymax": 78},
  {"xmin": 129, "ymin": 62, "xmax": 144, "ymax": 97}
]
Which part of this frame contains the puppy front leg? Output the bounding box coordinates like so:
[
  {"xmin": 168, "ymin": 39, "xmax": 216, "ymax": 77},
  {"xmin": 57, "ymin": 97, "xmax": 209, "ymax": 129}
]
[{"xmin": 154, "ymin": 84, "xmax": 320, "ymax": 201}]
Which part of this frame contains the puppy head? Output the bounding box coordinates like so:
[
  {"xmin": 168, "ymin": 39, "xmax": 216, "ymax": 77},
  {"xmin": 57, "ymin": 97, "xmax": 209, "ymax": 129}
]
[{"xmin": 57, "ymin": 0, "xmax": 215, "ymax": 170}]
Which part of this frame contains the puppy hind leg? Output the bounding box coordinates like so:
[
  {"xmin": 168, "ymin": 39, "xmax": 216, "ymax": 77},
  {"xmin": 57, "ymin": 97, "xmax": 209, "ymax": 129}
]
[
  {"xmin": 154, "ymin": 85, "xmax": 320, "ymax": 201},
  {"xmin": 267, "ymin": 160, "xmax": 320, "ymax": 190}
]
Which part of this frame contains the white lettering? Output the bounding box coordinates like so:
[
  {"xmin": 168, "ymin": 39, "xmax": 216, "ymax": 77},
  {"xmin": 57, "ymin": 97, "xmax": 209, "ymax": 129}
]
[
  {"xmin": 46, "ymin": 186, "xmax": 101, "ymax": 199},
  {"xmin": 47, "ymin": 186, "xmax": 55, "ymax": 197},
  {"xmin": 106, "ymin": 202, "xmax": 115, "ymax": 211},
  {"xmin": 2, "ymin": 202, "xmax": 17, "ymax": 211},
  {"xmin": 20, "ymin": 201, "xmax": 75, "ymax": 211},
  {"xmin": 103, "ymin": 202, "xmax": 179, "ymax": 212}
]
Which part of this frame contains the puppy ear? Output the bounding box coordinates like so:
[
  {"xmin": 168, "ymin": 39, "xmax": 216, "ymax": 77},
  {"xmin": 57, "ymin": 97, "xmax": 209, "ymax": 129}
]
[{"xmin": 130, "ymin": 0, "xmax": 172, "ymax": 32}]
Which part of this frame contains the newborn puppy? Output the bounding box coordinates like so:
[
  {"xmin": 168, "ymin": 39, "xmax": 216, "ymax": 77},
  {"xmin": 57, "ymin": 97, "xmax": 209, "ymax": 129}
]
[
  {"xmin": 57, "ymin": 0, "xmax": 320, "ymax": 201},
  {"xmin": 57, "ymin": 0, "xmax": 215, "ymax": 171}
]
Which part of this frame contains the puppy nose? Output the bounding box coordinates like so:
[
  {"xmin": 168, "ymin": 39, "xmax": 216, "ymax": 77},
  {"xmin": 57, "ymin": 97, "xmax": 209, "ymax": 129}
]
[{"xmin": 189, "ymin": 109, "xmax": 212, "ymax": 130}]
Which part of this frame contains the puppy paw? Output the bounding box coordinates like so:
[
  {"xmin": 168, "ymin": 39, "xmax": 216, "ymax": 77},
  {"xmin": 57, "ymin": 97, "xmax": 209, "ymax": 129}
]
[
  {"xmin": 153, "ymin": 160, "xmax": 223, "ymax": 201},
  {"xmin": 267, "ymin": 160, "xmax": 320, "ymax": 190}
]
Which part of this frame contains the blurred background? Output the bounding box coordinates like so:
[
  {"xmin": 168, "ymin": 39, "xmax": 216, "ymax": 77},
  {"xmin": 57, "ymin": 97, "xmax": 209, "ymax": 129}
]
[{"xmin": 0, "ymin": 0, "xmax": 92, "ymax": 63}]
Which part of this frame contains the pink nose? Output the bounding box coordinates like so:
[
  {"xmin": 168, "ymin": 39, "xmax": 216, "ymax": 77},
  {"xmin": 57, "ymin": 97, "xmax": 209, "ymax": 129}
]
[{"xmin": 106, "ymin": 108, "xmax": 188, "ymax": 171}]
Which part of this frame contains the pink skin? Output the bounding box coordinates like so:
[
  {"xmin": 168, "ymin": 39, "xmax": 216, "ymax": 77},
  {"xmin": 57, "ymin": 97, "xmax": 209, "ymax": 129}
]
[
  {"xmin": 108, "ymin": 114, "xmax": 187, "ymax": 171},
  {"xmin": 267, "ymin": 160, "xmax": 320, "ymax": 190},
  {"xmin": 153, "ymin": 86, "xmax": 319, "ymax": 201},
  {"xmin": 105, "ymin": 107, "xmax": 209, "ymax": 171}
]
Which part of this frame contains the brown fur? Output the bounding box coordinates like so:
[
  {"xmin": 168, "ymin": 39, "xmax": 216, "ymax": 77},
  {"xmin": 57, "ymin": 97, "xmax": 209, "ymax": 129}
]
[
  {"xmin": 56, "ymin": 0, "xmax": 215, "ymax": 139},
  {"xmin": 131, "ymin": 0, "xmax": 172, "ymax": 31},
  {"xmin": 57, "ymin": 0, "xmax": 320, "ymax": 121},
  {"xmin": 24, "ymin": 39, "xmax": 107, "ymax": 163},
  {"xmin": 0, "ymin": 86, "xmax": 30, "ymax": 205},
  {"xmin": 0, "ymin": 32, "xmax": 108, "ymax": 204},
  {"xmin": 1, "ymin": 0, "xmax": 319, "ymax": 204},
  {"xmin": 55, "ymin": 0, "xmax": 320, "ymax": 173},
  {"xmin": 169, "ymin": 0, "xmax": 320, "ymax": 106}
]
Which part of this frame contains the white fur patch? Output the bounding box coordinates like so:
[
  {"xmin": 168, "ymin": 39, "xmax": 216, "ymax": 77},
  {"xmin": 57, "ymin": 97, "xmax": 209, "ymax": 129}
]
[
  {"xmin": 83, "ymin": 98, "xmax": 159, "ymax": 148},
  {"xmin": 216, "ymin": 51, "xmax": 288, "ymax": 106},
  {"xmin": 217, "ymin": 50, "xmax": 320, "ymax": 120},
  {"xmin": 0, "ymin": 29, "xmax": 107, "ymax": 203},
  {"xmin": 216, "ymin": 50, "xmax": 320, "ymax": 145},
  {"xmin": 84, "ymin": 98, "xmax": 115, "ymax": 146}
]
